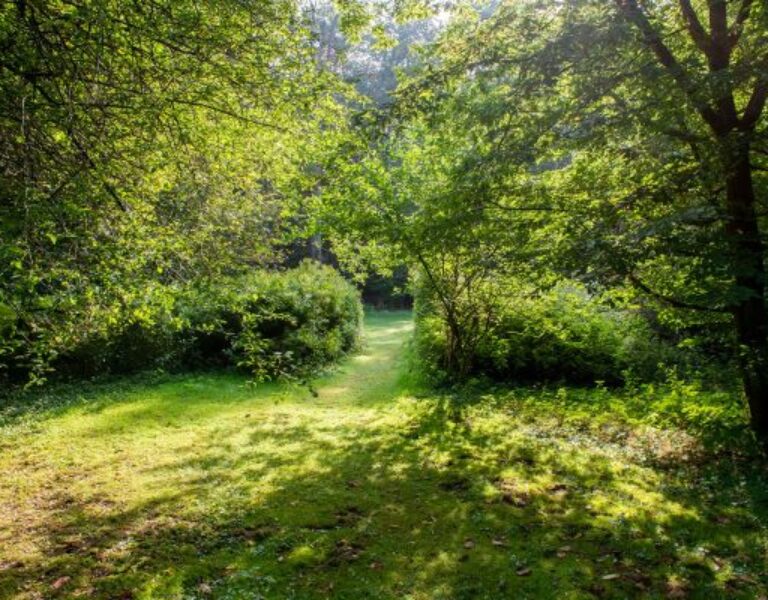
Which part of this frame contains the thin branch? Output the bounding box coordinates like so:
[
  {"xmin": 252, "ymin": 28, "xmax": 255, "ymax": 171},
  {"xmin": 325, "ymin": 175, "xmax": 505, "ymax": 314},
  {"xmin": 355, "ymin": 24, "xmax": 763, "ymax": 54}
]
[
  {"xmin": 171, "ymin": 98, "xmax": 290, "ymax": 132},
  {"xmin": 660, "ymin": 127, "xmax": 708, "ymax": 143},
  {"xmin": 741, "ymin": 81, "xmax": 768, "ymax": 130},
  {"xmin": 43, "ymin": 166, "xmax": 87, "ymax": 204},
  {"xmin": 628, "ymin": 273, "xmax": 729, "ymax": 313},
  {"xmin": 482, "ymin": 199, "xmax": 570, "ymax": 213},
  {"xmin": 67, "ymin": 132, "xmax": 131, "ymax": 213},
  {"xmin": 729, "ymin": 0, "xmax": 753, "ymax": 48}
]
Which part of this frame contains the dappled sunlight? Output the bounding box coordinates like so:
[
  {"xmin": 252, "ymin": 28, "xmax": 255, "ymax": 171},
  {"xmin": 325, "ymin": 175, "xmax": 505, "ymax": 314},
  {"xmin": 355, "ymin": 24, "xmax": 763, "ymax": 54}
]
[
  {"xmin": 349, "ymin": 353, "xmax": 376, "ymax": 363},
  {"xmin": 4, "ymin": 0, "xmax": 767, "ymax": 596},
  {"xmin": 319, "ymin": 385, "xmax": 352, "ymax": 399},
  {"xmin": 1, "ymin": 312, "xmax": 767, "ymax": 599},
  {"xmin": 363, "ymin": 318, "xmax": 413, "ymax": 341}
]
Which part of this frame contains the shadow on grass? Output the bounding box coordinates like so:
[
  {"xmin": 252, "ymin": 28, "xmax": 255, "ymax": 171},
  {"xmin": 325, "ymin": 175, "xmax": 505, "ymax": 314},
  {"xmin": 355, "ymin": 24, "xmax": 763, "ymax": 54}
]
[{"xmin": 3, "ymin": 390, "xmax": 768, "ymax": 600}]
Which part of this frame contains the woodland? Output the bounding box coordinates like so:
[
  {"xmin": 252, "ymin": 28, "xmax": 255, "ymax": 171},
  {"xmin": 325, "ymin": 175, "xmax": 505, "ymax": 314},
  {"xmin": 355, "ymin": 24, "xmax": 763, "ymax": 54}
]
[{"xmin": 1, "ymin": 0, "xmax": 768, "ymax": 598}]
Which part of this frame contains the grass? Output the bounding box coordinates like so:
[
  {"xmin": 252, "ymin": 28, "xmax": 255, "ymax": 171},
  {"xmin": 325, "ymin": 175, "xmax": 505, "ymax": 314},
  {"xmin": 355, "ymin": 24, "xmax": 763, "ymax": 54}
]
[{"xmin": 1, "ymin": 310, "xmax": 767, "ymax": 599}]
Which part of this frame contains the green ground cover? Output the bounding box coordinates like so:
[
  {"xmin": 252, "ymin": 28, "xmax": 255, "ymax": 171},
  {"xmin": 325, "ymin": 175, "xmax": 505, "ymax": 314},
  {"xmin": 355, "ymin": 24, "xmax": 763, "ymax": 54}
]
[{"xmin": 1, "ymin": 311, "xmax": 767, "ymax": 599}]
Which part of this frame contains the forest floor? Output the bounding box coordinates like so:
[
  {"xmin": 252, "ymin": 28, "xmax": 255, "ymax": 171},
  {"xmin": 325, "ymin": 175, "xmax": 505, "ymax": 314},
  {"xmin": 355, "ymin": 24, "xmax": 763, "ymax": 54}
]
[{"xmin": 1, "ymin": 311, "xmax": 767, "ymax": 600}]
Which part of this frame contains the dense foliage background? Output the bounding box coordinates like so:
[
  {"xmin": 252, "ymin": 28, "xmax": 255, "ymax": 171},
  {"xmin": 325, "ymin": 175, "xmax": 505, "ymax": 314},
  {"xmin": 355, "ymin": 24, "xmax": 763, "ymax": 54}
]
[
  {"xmin": 0, "ymin": 0, "xmax": 360, "ymax": 386},
  {"xmin": 318, "ymin": 0, "xmax": 767, "ymax": 440}
]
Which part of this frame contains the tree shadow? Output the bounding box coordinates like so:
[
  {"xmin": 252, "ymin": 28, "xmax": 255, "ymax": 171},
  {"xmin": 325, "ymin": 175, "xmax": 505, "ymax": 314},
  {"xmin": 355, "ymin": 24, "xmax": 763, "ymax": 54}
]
[{"xmin": 3, "ymin": 390, "xmax": 767, "ymax": 600}]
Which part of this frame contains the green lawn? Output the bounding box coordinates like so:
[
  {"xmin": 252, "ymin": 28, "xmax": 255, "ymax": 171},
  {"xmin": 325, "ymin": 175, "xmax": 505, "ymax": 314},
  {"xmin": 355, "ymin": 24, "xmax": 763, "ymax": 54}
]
[{"xmin": 1, "ymin": 311, "xmax": 767, "ymax": 599}]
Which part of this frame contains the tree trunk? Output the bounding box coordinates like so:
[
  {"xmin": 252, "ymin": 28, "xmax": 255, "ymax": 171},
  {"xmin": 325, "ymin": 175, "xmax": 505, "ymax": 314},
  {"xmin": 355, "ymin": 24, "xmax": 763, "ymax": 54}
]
[
  {"xmin": 721, "ymin": 133, "xmax": 768, "ymax": 441},
  {"xmin": 444, "ymin": 310, "xmax": 465, "ymax": 377}
]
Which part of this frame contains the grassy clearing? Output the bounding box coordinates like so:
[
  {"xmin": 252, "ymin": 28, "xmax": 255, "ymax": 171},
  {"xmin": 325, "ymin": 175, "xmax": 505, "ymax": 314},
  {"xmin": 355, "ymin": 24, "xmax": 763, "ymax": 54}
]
[{"xmin": 1, "ymin": 311, "xmax": 767, "ymax": 599}]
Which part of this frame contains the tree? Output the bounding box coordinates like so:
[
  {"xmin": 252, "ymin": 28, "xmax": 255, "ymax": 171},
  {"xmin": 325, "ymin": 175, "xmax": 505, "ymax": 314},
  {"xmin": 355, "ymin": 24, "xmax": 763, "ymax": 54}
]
[
  {"xmin": 327, "ymin": 0, "xmax": 768, "ymax": 437},
  {"xmin": 0, "ymin": 0, "xmax": 351, "ymax": 383},
  {"xmin": 611, "ymin": 0, "xmax": 768, "ymax": 437},
  {"xmin": 443, "ymin": 0, "xmax": 767, "ymax": 435}
]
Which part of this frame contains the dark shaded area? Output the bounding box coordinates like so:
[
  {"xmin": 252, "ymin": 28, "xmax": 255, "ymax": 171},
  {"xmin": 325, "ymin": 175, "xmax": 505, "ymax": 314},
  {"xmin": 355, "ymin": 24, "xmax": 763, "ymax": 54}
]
[{"xmin": 361, "ymin": 267, "xmax": 412, "ymax": 310}]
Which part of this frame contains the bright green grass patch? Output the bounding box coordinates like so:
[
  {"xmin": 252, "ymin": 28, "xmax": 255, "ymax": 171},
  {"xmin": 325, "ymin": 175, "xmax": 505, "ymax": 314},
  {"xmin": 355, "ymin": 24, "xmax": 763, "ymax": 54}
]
[{"xmin": 1, "ymin": 311, "xmax": 767, "ymax": 599}]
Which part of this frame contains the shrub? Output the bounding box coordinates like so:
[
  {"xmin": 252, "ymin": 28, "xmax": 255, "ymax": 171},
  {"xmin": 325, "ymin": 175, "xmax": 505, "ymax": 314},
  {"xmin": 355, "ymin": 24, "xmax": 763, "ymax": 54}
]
[
  {"xmin": 477, "ymin": 285, "xmax": 670, "ymax": 383},
  {"xmin": 50, "ymin": 283, "xmax": 183, "ymax": 379},
  {"xmin": 413, "ymin": 271, "xmax": 681, "ymax": 386},
  {"xmin": 1, "ymin": 261, "xmax": 362, "ymax": 388},
  {"xmin": 182, "ymin": 261, "xmax": 363, "ymax": 380}
]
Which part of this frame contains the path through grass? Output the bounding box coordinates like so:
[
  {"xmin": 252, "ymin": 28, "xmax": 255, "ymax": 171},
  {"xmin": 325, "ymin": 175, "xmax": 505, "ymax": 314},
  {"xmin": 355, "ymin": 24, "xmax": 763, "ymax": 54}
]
[{"xmin": 1, "ymin": 311, "xmax": 767, "ymax": 599}]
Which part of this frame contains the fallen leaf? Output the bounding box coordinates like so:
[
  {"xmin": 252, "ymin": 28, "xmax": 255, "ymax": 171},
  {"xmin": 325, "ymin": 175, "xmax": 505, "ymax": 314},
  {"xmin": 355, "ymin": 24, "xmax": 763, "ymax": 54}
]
[
  {"xmin": 665, "ymin": 582, "xmax": 688, "ymax": 599},
  {"xmin": 602, "ymin": 573, "xmax": 620, "ymax": 580},
  {"xmin": 52, "ymin": 576, "xmax": 71, "ymax": 589}
]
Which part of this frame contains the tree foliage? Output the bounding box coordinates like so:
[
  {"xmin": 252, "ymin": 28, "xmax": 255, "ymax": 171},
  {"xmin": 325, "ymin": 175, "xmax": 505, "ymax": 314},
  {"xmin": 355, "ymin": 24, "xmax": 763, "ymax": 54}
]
[
  {"xmin": 321, "ymin": 0, "xmax": 768, "ymax": 436},
  {"xmin": 0, "ymin": 0, "xmax": 354, "ymax": 383},
  {"xmin": 3, "ymin": 0, "xmax": 768, "ymax": 442}
]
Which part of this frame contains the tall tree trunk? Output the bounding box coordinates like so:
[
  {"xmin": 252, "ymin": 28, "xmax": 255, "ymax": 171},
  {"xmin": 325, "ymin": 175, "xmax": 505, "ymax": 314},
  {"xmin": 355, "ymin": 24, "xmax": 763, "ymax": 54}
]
[
  {"xmin": 617, "ymin": 0, "xmax": 768, "ymax": 440},
  {"xmin": 721, "ymin": 133, "xmax": 768, "ymax": 440}
]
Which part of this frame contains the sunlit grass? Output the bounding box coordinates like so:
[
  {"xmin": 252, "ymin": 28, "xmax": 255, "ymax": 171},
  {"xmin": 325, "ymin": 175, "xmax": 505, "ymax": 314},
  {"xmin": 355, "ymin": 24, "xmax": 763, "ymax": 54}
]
[{"xmin": 1, "ymin": 311, "xmax": 767, "ymax": 599}]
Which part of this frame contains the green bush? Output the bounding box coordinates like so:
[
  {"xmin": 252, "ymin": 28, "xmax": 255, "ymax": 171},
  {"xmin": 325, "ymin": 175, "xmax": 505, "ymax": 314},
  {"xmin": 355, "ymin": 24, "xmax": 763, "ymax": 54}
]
[
  {"xmin": 181, "ymin": 261, "xmax": 363, "ymax": 380},
  {"xmin": 1, "ymin": 262, "xmax": 362, "ymax": 387},
  {"xmin": 480, "ymin": 286, "xmax": 671, "ymax": 383},
  {"xmin": 49, "ymin": 283, "xmax": 183, "ymax": 379},
  {"xmin": 414, "ymin": 275, "xmax": 680, "ymax": 385}
]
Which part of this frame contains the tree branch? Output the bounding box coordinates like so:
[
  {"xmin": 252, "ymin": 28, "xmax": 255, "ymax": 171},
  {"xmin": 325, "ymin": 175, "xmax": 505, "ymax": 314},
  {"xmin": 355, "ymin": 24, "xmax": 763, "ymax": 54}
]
[
  {"xmin": 171, "ymin": 98, "xmax": 290, "ymax": 132},
  {"xmin": 707, "ymin": 0, "xmax": 730, "ymax": 65},
  {"xmin": 741, "ymin": 81, "xmax": 767, "ymax": 130},
  {"xmin": 483, "ymin": 199, "xmax": 570, "ymax": 213},
  {"xmin": 628, "ymin": 273, "xmax": 729, "ymax": 313},
  {"xmin": 678, "ymin": 0, "xmax": 710, "ymax": 54},
  {"xmin": 67, "ymin": 132, "xmax": 131, "ymax": 213},
  {"xmin": 615, "ymin": 0, "xmax": 724, "ymax": 133},
  {"xmin": 660, "ymin": 126, "xmax": 708, "ymax": 143},
  {"xmin": 729, "ymin": 0, "xmax": 753, "ymax": 48}
]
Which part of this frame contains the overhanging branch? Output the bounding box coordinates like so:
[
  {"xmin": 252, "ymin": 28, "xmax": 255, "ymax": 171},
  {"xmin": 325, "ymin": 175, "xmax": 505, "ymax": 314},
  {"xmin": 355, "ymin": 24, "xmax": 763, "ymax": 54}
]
[{"xmin": 628, "ymin": 273, "xmax": 729, "ymax": 313}]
